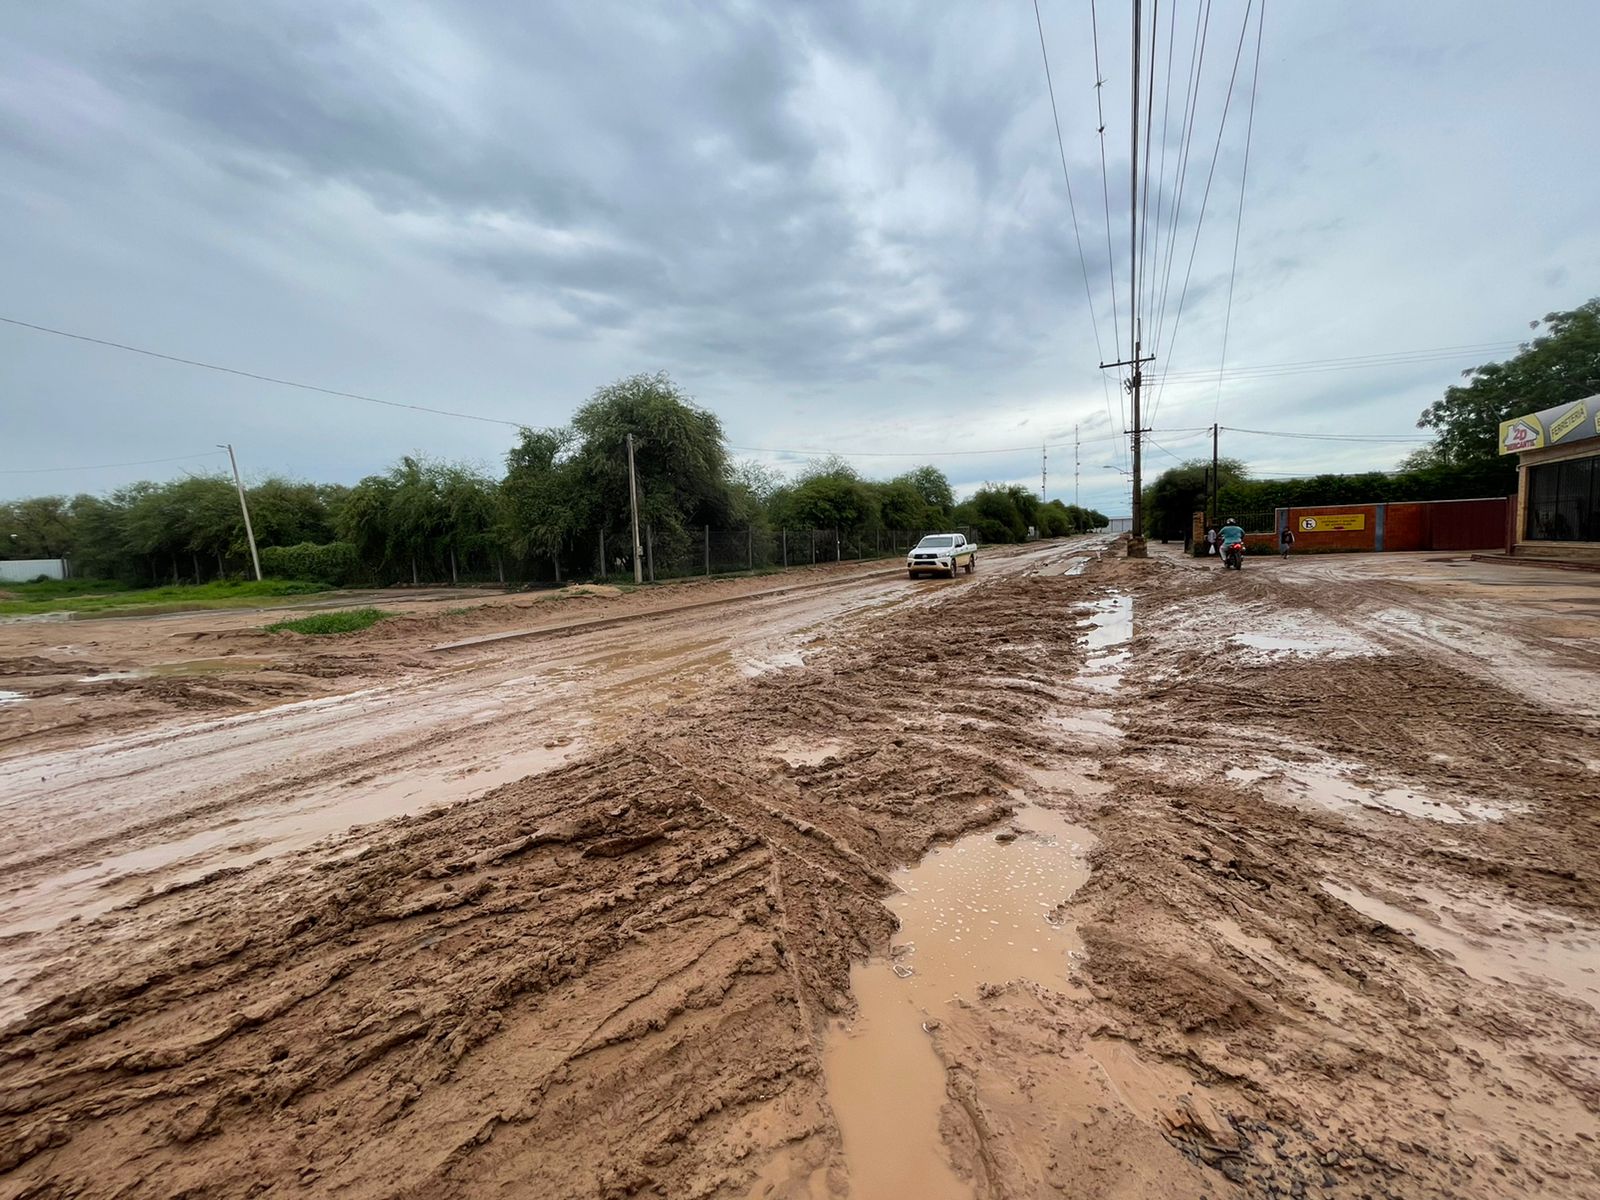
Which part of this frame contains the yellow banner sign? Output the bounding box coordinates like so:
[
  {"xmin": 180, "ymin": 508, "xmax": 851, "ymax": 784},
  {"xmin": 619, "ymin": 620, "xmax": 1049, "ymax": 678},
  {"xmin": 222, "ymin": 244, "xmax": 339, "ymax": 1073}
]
[
  {"xmin": 1550, "ymin": 401, "xmax": 1587, "ymax": 443},
  {"xmin": 1298, "ymin": 513, "xmax": 1365, "ymax": 532}
]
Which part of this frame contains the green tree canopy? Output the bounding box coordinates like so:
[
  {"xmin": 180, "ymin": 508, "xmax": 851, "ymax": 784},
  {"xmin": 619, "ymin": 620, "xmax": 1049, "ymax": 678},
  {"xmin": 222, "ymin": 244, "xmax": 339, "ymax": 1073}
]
[
  {"xmin": 1142, "ymin": 457, "xmax": 1249, "ymax": 538},
  {"xmin": 1418, "ymin": 299, "xmax": 1600, "ymax": 470}
]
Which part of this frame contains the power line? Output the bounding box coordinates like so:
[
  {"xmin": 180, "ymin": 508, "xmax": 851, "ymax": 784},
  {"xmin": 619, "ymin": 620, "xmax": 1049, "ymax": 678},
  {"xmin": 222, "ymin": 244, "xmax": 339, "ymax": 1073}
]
[
  {"xmin": 1032, "ymin": 0, "xmax": 1127, "ymax": 474},
  {"xmin": 1088, "ymin": 0, "xmax": 1123, "ymax": 365},
  {"xmin": 727, "ymin": 427, "xmax": 1161, "ymax": 460},
  {"xmin": 1210, "ymin": 0, "xmax": 1266, "ymax": 426},
  {"xmin": 1150, "ymin": 341, "xmax": 1524, "ymax": 382},
  {"xmin": 0, "ymin": 450, "xmax": 228, "ymax": 475},
  {"xmin": 0, "ymin": 315, "xmax": 526, "ymax": 428},
  {"xmin": 1220, "ymin": 426, "xmax": 1432, "ymax": 442},
  {"xmin": 1144, "ymin": 0, "xmax": 1180, "ymax": 345},
  {"xmin": 1149, "ymin": 0, "xmax": 1214, "ymax": 365},
  {"xmin": 1146, "ymin": 0, "xmax": 1256, "ymax": 429}
]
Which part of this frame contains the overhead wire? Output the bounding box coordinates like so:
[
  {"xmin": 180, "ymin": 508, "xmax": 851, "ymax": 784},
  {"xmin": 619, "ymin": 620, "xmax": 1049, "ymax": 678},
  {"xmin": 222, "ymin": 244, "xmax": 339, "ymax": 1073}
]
[
  {"xmin": 1220, "ymin": 426, "xmax": 1432, "ymax": 442},
  {"xmin": 1144, "ymin": 0, "xmax": 1256, "ymax": 429},
  {"xmin": 0, "ymin": 450, "xmax": 228, "ymax": 475},
  {"xmin": 1135, "ymin": 0, "xmax": 1162, "ymax": 351},
  {"xmin": 0, "ymin": 315, "xmax": 526, "ymax": 428},
  {"xmin": 1144, "ymin": 0, "xmax": 1180, "ymax": 347},
  {"xmin": 1149, "ymin": 0, "xmax": 1214, "ymax": 365},
  {"xmin": 1086, "ymin": 0, "xmax": 1130, "ymax": 466},
  {"xmin": 1151, "ymin": 341, "xmax": 1524, "ymax": 381},
  {"xmin": 1034, "ymin": 0, "xmax": 1127, "ymax": 474},
  {"xmin": 1209, "ymin": 0, "xmax": 1266, "ymax": 426}
]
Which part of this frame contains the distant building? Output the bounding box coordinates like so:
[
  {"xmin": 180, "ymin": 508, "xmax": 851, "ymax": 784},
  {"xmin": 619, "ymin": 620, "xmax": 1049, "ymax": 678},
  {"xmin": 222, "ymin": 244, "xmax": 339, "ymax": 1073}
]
[
  {"xmin": 0, "ymin": 557, "xmax": 67, "ymax": 582},
  {"xmin": 1499, "ymin": 394, "xmax": 1600, "ymax": 561},
  {"xmin": 1104, "ymin": 517, "xmax": 1133, "ymax": 534}
]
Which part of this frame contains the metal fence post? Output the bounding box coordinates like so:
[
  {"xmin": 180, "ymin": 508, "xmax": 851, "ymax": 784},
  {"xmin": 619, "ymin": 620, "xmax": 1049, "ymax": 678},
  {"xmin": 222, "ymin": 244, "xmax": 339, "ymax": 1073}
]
[
  {"xmin": 782, "ymin": 529, "xmax": 788, "ymax": 567},
  {"xmin": 646, "ymin": 525, "xmax": 655, "ymax": 583},
  {"xmin": 704, "ymin": 525, "xmax": 710, "ymax": 577},
  {"xmin": 836, "ymin": 529, "xmax": 841, "ymax": 562},
  {"xmin": 810, "ymin": 529, "xmax": 815, "ymax": 563},
  {"xmin": 747, "ymin": 528, "xmax": 753, "ymax": 570},
  {"xmin": 599, "ymin": 530, "xmax": 605, "ymax": 578}
]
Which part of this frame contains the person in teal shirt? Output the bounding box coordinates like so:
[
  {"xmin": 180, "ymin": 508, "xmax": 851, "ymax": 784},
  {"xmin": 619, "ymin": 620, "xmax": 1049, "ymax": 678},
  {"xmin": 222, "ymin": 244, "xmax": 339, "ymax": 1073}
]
[{"xmin": 1217, "ymin": 519, "xmax": 1244, "ymax": 564}]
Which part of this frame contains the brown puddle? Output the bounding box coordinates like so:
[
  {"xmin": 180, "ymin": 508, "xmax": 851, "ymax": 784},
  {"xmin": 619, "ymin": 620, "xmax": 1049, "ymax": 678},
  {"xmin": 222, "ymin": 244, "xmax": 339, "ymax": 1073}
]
[{"xmin": 822, "ymin": 804, "xmax": 1093, "ymax": 1198}]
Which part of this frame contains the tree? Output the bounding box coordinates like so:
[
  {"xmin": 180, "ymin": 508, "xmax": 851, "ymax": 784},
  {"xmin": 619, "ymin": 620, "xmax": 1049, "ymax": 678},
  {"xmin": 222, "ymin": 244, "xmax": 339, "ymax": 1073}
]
[
  {"xmin": 0, "ymin": 496, "xmax": 75, "ymax": 559},
  {"xmin": 875, "ymin": 480, "xmax": 929, "ymax": 530},
  {"xmin": 571, "ymin": 372, "xmax": 733, "ymax": 546},
  {"xmin": 1143, "ymin": 457, "xmax": 1248, "ymax": 539},
  {"xmin": 501, "ymin": 427, "xmax": 583, "ymax": 579},
  {"xmin": 893, "ymin": 466, "xmax": 955, "ymax": 515},
  {"xmin": 1418, "ymin": 299, "xmax": 1600, "ymax": 475},
  {"xmin": 780, "ymin": 459, "xmax": 878, "ymax": 530}
]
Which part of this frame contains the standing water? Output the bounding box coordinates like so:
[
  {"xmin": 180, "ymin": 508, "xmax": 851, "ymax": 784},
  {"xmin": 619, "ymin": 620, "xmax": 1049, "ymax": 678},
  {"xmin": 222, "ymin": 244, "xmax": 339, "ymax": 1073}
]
[{"xmin": 821, "ymin": 804, "xmax": 1093, "ymax": 1198}]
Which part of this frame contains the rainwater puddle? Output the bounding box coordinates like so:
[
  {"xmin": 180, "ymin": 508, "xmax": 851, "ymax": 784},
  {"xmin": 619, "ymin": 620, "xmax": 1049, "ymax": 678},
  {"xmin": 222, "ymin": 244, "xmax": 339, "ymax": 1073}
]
[
  {"xmin": 769, "ymin": 737, "xmax": 847, "ymax": 768},
  {"xmin": 77, "ymin": 658, "xmax": 273, "ymax": 683},
  {"xmin": 0, "ymin": 689, "xmax": 27, "ymax": 705},
  {"xmin": 1075, "ymin": 592, "xmax": 1133, "ymax": 693},
  {"xmin": 1325, "ymin": 882, "xmax": 1600, "ymax": 1010},
  {"xmin": 1230, "ymin": 630, "xmax": 1377, "ymax": 658},
  {"xmin": 1229, "ymin": 757, "xmax": 1511, "ymax": 824},
  {"xmin": 823, "ymin": 804, "xmax": 1093, "ymax": 1199}
]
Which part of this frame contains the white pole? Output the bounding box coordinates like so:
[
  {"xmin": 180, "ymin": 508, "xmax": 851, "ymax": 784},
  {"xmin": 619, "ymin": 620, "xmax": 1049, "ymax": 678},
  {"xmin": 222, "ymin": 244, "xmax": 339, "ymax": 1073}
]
[
  {"xmin": 220, "ymin": 443, "xmax": 262, "ymax": 581},
  {"xmin": 626, "ymin": 433, "xmax": 643, "ymax": 584}
]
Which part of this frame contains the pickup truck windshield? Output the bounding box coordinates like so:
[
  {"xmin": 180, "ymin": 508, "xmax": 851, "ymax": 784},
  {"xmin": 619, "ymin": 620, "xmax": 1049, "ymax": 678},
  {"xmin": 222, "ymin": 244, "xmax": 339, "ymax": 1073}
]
[{"xmin": 915, "ymin": 536, "xmax": 955, "ymax": 548}]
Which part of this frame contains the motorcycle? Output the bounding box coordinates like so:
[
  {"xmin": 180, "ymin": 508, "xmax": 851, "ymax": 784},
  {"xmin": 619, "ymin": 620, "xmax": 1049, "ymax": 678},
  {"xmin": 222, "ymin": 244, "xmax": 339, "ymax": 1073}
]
[{"xmin": 1222, "ymin": 539, "xmax": 1245, "ymax": 570}]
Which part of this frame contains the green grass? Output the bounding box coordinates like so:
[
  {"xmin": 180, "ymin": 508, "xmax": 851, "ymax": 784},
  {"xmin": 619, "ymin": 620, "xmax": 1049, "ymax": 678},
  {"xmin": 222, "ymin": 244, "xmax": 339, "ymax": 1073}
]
[
  {"xmin": 0, "ymin": 578, "xmax": 331, "ymax": 616},
  {"xmin": 265, "ymin": 607, "xmax": 391, "ymax": 636}
]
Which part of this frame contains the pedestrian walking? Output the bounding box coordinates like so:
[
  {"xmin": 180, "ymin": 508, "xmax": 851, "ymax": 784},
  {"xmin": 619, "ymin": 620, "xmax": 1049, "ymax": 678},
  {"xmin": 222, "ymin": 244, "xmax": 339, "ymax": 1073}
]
[
  {"xmin": 1279, "ymin": 526, "xmax": 1295, "ymax": 559},
  {"xmin": 1204, "ymin": 526, "xmax": 1218, "ymax": 557}
]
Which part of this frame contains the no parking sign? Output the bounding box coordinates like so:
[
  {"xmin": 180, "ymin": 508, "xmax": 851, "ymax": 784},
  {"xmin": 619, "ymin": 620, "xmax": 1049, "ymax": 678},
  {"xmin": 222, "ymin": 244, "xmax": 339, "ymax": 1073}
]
[{"xmin": 1298, "ymin": 513, "xmax": 1364, "ymax": 532}]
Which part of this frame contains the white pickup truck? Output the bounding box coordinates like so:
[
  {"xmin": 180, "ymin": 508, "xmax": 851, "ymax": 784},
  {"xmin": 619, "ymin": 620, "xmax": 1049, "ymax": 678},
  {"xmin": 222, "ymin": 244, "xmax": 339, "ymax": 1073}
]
[{"xmin": 906, "ymin": 533, "xmax": 978, "ymax": 579}]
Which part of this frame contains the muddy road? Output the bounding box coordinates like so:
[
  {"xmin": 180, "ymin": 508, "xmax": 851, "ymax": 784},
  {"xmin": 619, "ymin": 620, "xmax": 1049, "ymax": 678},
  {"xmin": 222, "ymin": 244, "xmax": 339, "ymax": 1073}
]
[{"xmin": 2, "ymin": 540, "xmax": 1598, "ymax": 1199}]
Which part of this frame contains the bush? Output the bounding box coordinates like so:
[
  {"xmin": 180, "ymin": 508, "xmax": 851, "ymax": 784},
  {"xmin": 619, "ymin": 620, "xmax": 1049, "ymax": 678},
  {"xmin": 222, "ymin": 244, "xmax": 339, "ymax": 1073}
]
[
  {"xmin": 259, "ymin": 541, "xmax": 363, "ymax": 586},
  {"xmin": 265, "ymin": 607, "xmax": 390, "ymax": 635}
]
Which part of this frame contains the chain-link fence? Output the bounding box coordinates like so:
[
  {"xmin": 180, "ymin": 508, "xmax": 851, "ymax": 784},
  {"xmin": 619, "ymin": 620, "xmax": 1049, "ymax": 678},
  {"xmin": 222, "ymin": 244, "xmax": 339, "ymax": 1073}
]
[{"xmin": 590, "ymin": 527, "xmax": 978, "ymax": 582}]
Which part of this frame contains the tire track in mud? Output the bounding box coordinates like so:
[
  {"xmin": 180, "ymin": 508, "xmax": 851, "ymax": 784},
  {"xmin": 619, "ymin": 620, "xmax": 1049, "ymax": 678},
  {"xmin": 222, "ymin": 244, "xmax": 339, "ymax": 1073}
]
[
  {"xmin": 0, "ymin": 564, "xmax": 1108, "ymax": 1199},
  {"xmin": 9, "ymin": 545, "xmax": 1595, "ymax": 1200}
]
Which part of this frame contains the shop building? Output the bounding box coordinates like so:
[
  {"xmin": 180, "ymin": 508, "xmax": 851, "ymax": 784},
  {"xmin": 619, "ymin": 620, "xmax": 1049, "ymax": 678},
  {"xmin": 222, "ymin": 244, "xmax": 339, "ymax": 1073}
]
[{"xmin": 1501, "ymin": 394, "xmax": 1600, "ymax": 561}]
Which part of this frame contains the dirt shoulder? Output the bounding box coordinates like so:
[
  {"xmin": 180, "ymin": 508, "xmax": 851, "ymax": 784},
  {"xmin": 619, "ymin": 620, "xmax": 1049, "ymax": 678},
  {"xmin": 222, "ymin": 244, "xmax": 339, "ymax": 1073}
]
[
  {"xmin": 1, "ymin": 545, "xmax": 1597, "ymax": 1198},
  {"xmin": 0, "ymin": 557, "xmax": 922, "ymax": 754}
]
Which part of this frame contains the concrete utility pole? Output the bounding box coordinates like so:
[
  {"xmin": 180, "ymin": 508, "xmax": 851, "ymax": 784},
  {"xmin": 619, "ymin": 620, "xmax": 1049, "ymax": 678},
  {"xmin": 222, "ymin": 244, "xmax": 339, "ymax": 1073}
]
[
  {"xmin": 626, "ymin": 433, "xmax": 643, "ymax": 584},
  {"xmin": 1126, "ymin": 0, "xmax": 1146, "ymax": 558},
  {"xmin": 1075, "ymin": 423, "xmax": 1081, "ymax": 507},
  {"xmin": 1211, "ymin": 423, "xmax": 1220, "ymax": 528},
  {"xmin": 219, "ymin": 443, "xmax": 262, "ymax": 581},
  {"xmin": 1041, "ymin": 443, "xmax": 1048, "ymax": 502}
]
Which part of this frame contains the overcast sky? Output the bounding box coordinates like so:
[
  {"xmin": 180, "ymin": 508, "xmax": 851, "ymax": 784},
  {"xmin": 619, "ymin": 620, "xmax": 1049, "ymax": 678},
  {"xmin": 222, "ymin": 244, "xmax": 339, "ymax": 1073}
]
[{"xmin": 3, "ymin": 1, "xmax": 1597, "ymax": 514}]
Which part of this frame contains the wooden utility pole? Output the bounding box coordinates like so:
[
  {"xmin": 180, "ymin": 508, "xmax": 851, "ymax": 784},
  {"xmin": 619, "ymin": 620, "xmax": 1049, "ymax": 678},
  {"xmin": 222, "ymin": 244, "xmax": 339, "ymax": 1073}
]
[
  {"xmin": 1041, "ymin": 443, "xmax": 1048, "ymax": 502},
  {"xmin": 626, "ymin": 433, "xmax": 643, "ymax": 584},
  {"xmin": 219, "ymin": 443, "xmax": 262, "ymax": 581}
]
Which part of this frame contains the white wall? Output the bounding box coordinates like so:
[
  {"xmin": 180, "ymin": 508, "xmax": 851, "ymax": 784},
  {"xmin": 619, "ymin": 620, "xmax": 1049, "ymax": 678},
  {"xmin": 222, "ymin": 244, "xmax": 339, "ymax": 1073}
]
[{"xmin": 0, "ymin": 558, "xmax": 66, "ymax": 582}]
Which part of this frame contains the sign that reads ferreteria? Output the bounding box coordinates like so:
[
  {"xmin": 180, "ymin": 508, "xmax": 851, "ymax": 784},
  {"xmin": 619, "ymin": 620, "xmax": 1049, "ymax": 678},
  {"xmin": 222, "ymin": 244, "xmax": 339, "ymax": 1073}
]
[
  {"xmin": 1299, "ymin": 513, "xmax": 1365, "ymax": 532},
  {"xmin": 1498, "ymin": 394, "xmax": 1600, "ymax": 455}
]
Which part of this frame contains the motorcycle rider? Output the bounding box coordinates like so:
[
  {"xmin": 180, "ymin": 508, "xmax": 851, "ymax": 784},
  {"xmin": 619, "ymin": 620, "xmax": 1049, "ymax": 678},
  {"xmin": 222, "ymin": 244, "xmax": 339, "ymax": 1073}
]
[{"xmin": 1217, "ymin": 518, "xmax": 1245, "ymax": 567}]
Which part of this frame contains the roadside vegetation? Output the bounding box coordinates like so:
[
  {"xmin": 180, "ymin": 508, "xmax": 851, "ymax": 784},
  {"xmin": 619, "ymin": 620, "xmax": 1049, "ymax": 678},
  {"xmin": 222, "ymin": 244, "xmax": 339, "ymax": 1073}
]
[
  {"xmin": 1141, "ymin": 298, "xmax": 1599, "ymax": 539},
  {"xmin": 0, "ymin": 579, "xmax": 329, "ymax": 617},
  {"xmin": 1, "ymin": 372, "xmax": 1107, "ymax": 591},
  {"xmin": 264, "ymin": 607, "xmax": 391, "ymax": 636}
]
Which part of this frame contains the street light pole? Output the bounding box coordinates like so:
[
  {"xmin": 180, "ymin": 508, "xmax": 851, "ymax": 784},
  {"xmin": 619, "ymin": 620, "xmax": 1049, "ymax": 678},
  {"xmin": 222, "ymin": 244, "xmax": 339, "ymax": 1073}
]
[{"xmin": 219, "ymin": 443, "xmax": 262, "ymax": 581}]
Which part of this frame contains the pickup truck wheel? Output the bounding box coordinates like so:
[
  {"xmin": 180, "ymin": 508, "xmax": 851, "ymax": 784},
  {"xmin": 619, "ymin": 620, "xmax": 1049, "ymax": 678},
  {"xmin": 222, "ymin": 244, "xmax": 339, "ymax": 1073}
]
[
  {"xmin": 965, "ymin": 557, "xmax": 975, "ymax": 574},
  {"xmin": 908, "ymin": 570, "xmax": 918, "ymax": 579}
]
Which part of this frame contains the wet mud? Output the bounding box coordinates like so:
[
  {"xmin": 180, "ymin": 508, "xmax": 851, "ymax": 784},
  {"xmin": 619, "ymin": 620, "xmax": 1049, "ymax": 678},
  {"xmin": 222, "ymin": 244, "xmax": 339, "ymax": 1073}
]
[{"xmin": 2, "ymin": 541, "xmax": 1599, "ymax": 1198}]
